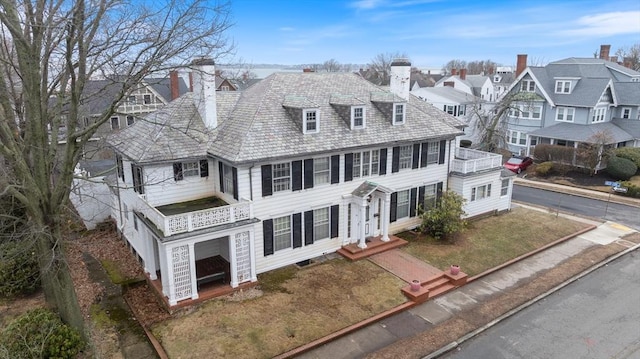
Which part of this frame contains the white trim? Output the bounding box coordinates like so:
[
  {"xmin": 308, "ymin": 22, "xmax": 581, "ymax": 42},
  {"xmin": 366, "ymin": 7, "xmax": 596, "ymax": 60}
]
[
  {"xmin": 555, "ymin": 107, "xmax": 575, "ymax": 122},
  {"xmin": 554, "ymin": 80, "xmax": 571, "ymax": 94},
  {"xmin": 392, "ymin": 103, "xmax": 405, "ymax": 125},
  {"xmin": 302, "ymin": 109, "xmax": 319, "ymax": 134},
  {"xmin": 351, "ymin": 106, "xmax": 366, "ymax": 129}
]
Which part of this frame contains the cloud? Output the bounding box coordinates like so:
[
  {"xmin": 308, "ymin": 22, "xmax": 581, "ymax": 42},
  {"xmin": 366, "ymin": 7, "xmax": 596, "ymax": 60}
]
[
  {"xmin": 558, "ymin": 11, "xmax": 640, "ymax": 36},
  {"xmin": 279, "ymin": 27, "xmax": 295, "ymax": 32}
]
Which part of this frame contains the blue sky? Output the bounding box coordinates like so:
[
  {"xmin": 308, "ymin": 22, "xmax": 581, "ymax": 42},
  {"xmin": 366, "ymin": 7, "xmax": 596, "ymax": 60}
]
[{"xmin": 228, "ymin": 0, "xmax": 640, "ymax": 68}]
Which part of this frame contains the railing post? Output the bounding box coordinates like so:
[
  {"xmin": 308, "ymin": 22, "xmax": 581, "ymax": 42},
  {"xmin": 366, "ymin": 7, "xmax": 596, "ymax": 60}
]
[
  {"xmin": 188, "ymin": 215, "xmax": 193, "ymax": 232},
  {"xmin": 165, "ymin": 218, "xmax": 171, "ymax": 236},
  {"xmin": 230, "ymin": 205, "xmax": 236, "ymax": 223}
]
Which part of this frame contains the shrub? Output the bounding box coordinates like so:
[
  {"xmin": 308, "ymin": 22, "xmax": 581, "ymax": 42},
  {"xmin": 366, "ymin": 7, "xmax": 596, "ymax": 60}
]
[
  {"xmin": 535, "ymin": 161, "xmax": 553, "ymax": 176},
  {"xmin": 607, "ymin": 156, "xmax": 638, "ymax": 180},
  {"xmin": 419, "ymin": 191, "xmax": 467, "ymax": 241},
  {"xmin": 0, "ymin": 308, "xmax": 84, "ymax": 359},
  {"xmin": 0, "ymin": 240, "xmax": 40, "ymax": 297},
  {"xmin": 533, "ymin": 144, "xmax": 575, "ymax": 163},
  {"xmin": 614, "ymin": 147, "xmax": 640, "ymax": 169}
]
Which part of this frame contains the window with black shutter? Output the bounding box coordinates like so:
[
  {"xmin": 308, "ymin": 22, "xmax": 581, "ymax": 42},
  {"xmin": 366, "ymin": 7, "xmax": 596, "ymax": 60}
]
[
  {"xmin": 438, "ymin": 140, "xmax": 447, "ymax": 164},
  {"xmin": 379, "ymin": 148, "xmax": 387, "ymax": 175},
  {"xmin": 420, "ymin": 142, "xmax": 428, "ymax": 167},
  {"xmin": 330, "ymin": 205, "xmax": 339, "ymax": 238},
  {"xmin": 330, "ymin": 155, "xmax": 340, "ymax": 184},
  {"xmin": 292, "ymin": 160, "xmax": 303, "ymax": 191},
  {"xmin": 304, "ymin": 210, "xmax": 314, "ymax": 245},
  {"xmin": 173, "ymin": 162, "xmax": 183, "ymax": 181},
  {"xmin": 412, "ymin": 144, "xmax": 420, "ymax": 169},
  {"xmin": 304, "ymin": 159, "xmax": 314, "ymax": 189},
  {"xmin": 199, "ymin": 159, "xmax": 209, "ymax": 177},
  {"xmin": 410, "ymin": 187, "xmax": 418, "ymax": 217},
  {"xmin": 261, "ymin": 165, "xmax": 272, "ymax": 197},
  {"xmin": 344, "ymin": 153, "xmax": 353, "ymax": 181},
  {"xmin": 390, "ymin": 192, "xmax": 398, "ymax": 222},
  {"xmin": 293, "ymin": 213, "xmax": 302, "ymax": 248}
]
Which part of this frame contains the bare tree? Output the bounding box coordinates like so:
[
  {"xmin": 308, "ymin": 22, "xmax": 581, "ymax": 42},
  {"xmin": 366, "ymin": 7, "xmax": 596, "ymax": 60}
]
[
  {"xmin": 577, "ymin": 131, "xmax": 614, "ymax": 175},
  {"xmin": 467, "ymin": 59, "xmax": 498, "ymax": 75},
  {"xmin": 366, "ymin": 51, "xmax": 408, "ymax": 85},
  {"xmin": 321, "ymin": 58, "xmax": 342, "ymax": 72},
  {"xmin": 614, "ymin": 43, "xmax": 640, "ymax": 71},
  {"xmin": 442, "ymin": 59, "xmax": 467, "ymax": 74},
  {"xmin": 0, "ymin": 0, "xmax": 233, "ymax": 333}
]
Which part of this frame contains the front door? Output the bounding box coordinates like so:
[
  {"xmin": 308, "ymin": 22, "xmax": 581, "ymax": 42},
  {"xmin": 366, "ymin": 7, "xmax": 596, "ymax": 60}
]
[{"xmin": 364, "ymin": 197, "xmax": 380, "ymax": 237}]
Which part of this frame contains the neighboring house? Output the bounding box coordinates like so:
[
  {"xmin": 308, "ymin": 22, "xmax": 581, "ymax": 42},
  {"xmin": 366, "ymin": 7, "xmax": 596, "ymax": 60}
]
[
  {"xmin": 411, "ymin": 86, "xmax": 480, "ymax": 144},
  {"xmin": 215, "ymin": 74, "xmax": 238, "ymax": 91},
  {"xmin": 435, "ymin": 69, "xmax": 496, "ymax": 104},
  {"xmin": 504, "ymin": 49, "xmax": 640, "ymax": 161},
  {"xmin": 410, "ymin": 70, "xmax": 444, "ymax": 90},
  {"xmin": 77, "ymin": 72, "xmax": 189, "ymax": 161},
  {"xmin": 105, "ymin": 58, "xmax": 513, "ymax": 306},
  {"xmin": 491, "ymin": 71, "xmax": 516, "ymax": 102}
]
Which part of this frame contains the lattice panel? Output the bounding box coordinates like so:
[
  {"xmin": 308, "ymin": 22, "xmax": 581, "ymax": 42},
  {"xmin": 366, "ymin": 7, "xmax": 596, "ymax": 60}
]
[
  {"xmin": 168, "ymin": 215, "xmax": 189, "ymax": 234},
  {"xmin": 171, "ymin": 245, "xmax": 192, "ymax": 300},
  {"xmin": 235, "ymin": 203, "xmax": 251, "ymax": 220},
  {"xmin": 192, "ymin": 207, "xmax": 231, "ymax": 230},
  {"xmin": 235, "ymin": 232, "xmax": 251, "ymax": 283}
]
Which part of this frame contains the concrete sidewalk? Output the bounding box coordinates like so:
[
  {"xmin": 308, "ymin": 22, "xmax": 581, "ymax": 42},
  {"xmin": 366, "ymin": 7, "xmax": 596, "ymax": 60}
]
[{"xmin": 297, "ymin": 207, "xmax": 638, "ymax": 359}]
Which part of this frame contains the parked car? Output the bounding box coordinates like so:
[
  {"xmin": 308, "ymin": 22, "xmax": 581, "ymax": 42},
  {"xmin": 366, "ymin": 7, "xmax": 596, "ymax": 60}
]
[{"xmin": 504, "ymin": 156, "xmax": 533, "ymax": 173}]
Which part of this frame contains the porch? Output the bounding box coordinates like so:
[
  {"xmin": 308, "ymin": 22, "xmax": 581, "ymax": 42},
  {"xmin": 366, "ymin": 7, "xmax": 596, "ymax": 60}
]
[{"xmin": 337, "ymin": 235, "xmax": 408, "ymax": 261}]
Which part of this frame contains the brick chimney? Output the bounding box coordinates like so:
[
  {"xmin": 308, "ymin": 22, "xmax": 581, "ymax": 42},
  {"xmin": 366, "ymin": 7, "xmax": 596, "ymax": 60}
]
[
  {"xmin": 599, "ymin": 44, "xmax": 611, "ymax": 61},
  {"xmin": 303, "ymin": 68, "xmax": 315, "ymax": 73},
  {"xmin": 516, "ymin": 54, "xmax": 527, "ymax": 77},
  {"xmin": 451, "ymin": 68, "xmax": 457, "ymax": 76},
  {"xmin": 390, "ymin": 58, "xmax": 411, "ymax": 100},
  {"xmin": 459, "ymin": 68, "xmax": 467, "ymax": 80},
  {"xmin": 170, "ymin": 70, "xmax": 180, "ymax": 100},
  {"xmin": 191, "ymin": 57, "xmax": 217, "ymax": 129}
]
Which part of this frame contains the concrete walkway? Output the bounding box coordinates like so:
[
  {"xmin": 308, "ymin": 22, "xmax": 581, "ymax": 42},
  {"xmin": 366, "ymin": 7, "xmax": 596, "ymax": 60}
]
[
  {"xmin": 369, "ymin": 250, "xmax": 441, "ymax": 283},
  {"xmin": 298, "ymin": 209, "xmax": 637, "ymax": 359}
]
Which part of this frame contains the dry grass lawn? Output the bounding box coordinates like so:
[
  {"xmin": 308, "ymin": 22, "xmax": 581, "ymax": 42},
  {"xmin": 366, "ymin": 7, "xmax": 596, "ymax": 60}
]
[
  {"xmin": 399, "ymin": 207, "xmax": 593, "ymax": 276},
  {"xmin": 152, "ymin": 259, "xmax": 406, "ymax": 359}
]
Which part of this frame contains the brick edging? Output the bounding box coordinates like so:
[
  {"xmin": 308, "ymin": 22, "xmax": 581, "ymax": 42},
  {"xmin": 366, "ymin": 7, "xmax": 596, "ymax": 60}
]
[
  {"xmin": 122, "ymin": 293, "xmax": 170, "ymax": 359},
  {"xmin": 467, "ymin": 224, "xmax": 597, "ymax": 282}
]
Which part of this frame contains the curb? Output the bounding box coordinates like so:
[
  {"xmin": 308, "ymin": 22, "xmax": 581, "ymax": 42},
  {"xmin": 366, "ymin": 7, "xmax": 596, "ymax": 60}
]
[
  {"xmin": 514, "ymin": 178, "xmax": 640, "ymax": 208},
  {"xmin": 423, "ymin": 241, "xmax": 640, "ymax": 359}
]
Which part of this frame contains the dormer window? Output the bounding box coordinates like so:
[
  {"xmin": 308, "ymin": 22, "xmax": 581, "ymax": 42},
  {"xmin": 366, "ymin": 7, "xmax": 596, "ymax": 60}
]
[
  {"xmin": 555, "ymin": 80, "xmax": 571, "ymax": 93},
  {"xmin": 520, "ymin": 80, "xmax": 535, "ymax": 92},
  {"xmin": 351, "ymin": 106, "xmax": 365, "ymax": 129},
  {"xmin": 393, "ymin": 103, "xmax": 405, "ymax": 125},
  {"xmin": 303, "ymin": 109, "xmax": 319, "ymax": 134}
]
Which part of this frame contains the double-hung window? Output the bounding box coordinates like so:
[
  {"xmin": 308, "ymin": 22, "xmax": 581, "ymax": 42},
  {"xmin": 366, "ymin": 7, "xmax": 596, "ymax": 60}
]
[
  {"xmin": 500, "ymin": 179, "xmax": 509, "ymax": 196},
  {"xmin": 272, "ymin": 162, "xmax": 291, "ymax": 192},
  {"xmin": 396, "ymin": 190, "xmax": 410, "ymax": 219},
  {"xmin": 393, "ymin": 104, "xmax": 405, "ymax": 124},
  {"xmin": 313, "ymin": 207, "xmax": 330, "ymax": 241},
  {"xmin": 110, "ymin": 116, "xmax": 120, "ymax": 130},
  {"xmin": 592, "ymin": 107, "xmax": 606, "ymax": 123},
  {"xmin": 556, "ymin": 107, "xmax": 575, "ymax": 122},
  {"xmin": 303, "ymin": 109, "xmax": 318, "ymax": 133},
  {"xmin": 555, "ymin": 80, "xmax": 571, "ymax": 93},
  {"xmin": 314, "ymin": 157, "xmax": 330, "ymax": 185},
  {"xmin": 520, "ymin": 80, "xmax": 535, "ymax": 92},
  {"xmin": 398, "ymin": 145, "xmax": 412, "ymax": 170},
  {"xmin": 183, "ymin": 161, "xmax": 199, "ymax": 177},
  {"xmin": 273, "ymin": 216, "xmax": 292, "ymax": 251},
  {"xmin": 352, "ymin": 106, "xmax": 365, "ymax": 129},
  {"xmin": 353, "ymin": 150, "xmax": 380, "ymax": 178},
  {"xmin": 622, "ymin": 108, "xmax": 631, "ymax": 119},
  {"xmin": 423, "ymin": 184, "xmax": 437, "ymax": 210},
  {"xmin": 471, "ymin": 184, "xmax": 491, "ymax": 201},
  {"xmin": 222, "ymin": 163, "xmax": 235, "ymax": 196},
  {"xmin": 426, "ymin": 142, "xmax": 439, "ymax": 164}
]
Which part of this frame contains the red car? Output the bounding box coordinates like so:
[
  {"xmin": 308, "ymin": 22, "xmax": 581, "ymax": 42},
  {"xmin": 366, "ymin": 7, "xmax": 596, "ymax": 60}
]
[{"xmin": 504, "ymin": 156, "xmax": 533, "ymax": 173}]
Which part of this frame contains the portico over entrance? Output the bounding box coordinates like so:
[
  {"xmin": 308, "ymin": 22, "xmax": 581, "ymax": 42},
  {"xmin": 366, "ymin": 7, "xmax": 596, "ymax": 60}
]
[{"xmin": 349, "ymin": 181, "xmax": 394, "ymax": 249}]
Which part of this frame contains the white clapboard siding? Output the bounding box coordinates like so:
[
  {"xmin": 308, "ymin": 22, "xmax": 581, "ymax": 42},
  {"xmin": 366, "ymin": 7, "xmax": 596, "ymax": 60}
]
[
  {"xmin": 143, "ymin": 161, "xmax": 215, "ymax": 207},
  {"xmin": 450, "ymin": 170, "xmax": 503, "ymax": 218},
  {"xmin": 194, "ymin": 238, "xmax": 223, "ymax": 260}
]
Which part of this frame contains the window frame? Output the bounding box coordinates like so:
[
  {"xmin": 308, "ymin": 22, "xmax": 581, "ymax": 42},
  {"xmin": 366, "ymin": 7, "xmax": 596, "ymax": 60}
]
[
  {"xmin": 272, "ymin": 162, "xmax": 291, "ymax": 193},
  {"xmin": 143, "ymin": 94, "xmax": 152, "ymax": 105},
  {"xmin": 398, "ymin": 145, "xmax": 412, "ymax": 170},
  {"xmin": 520, "ymin": 80, "xmax": 536, "ymax": 92},
  {"xmin": 273, "ymin": 216, "xmax": 292, "ymax": 252},
  {"xmin": 396, "ymin": 189, "xmax": 410, "ymax": 219},
  {"xmin": 110, "ymin": 116, "xmax": 120, "ymax": 130},
  {"xmin": 621, "ymin": 107, "xmax": 631, "ymax": 119},
  {"xmin": 182, "ymin": 161, "xmax": 200, "ymax": 177},
  {"xmin": 471, "ymin": 184, "xmax": 492, "ymax": 202},
  {"xmin": 313, "ymin": 207, "xmax": 330, "ymax": 241},
  {"xmin": 351, "ymin": 106, "xmax": 365, "ymax": 129},
  {"xmin": 352, "ymin": 150, "xmax": 380, "ymax": 178},
  {"xmin": 126, "ymin": 115, "xmax": 135, "ymax": 126},
  {"xmin": 313, "ymin": 156, "xmax": 330, "ymax": 185},
  {"xmin": 423, "ymin": 184, "xmax": 437, "ymax": 211},
  {"xmin": 426, "ymin": 141, "xmax": 439, "ymax": 164},
  {"xmin": 592, "ymin": 107, "xmax": 606, "ymax": 123},
  {"xmin": 393, "ymin": 103, "xmax": 405, "ymax": 125},
  {"xmin": 555, "ymin": 80, "xmax": 571, "ymax": 94},
  {"xmin": 303, "ymin": 109, "xmax": 319, "ymax": 134},
  {"xmin": 500, "ymin": 179, "xmax": 509, "ymax": 196},
  {"xmin": 555, "ymin": 107, "xmax": 575, "ymax": 122},
  {"xmin": 222, "ymin": 163, "xmax": 235, "ymax": 196}
]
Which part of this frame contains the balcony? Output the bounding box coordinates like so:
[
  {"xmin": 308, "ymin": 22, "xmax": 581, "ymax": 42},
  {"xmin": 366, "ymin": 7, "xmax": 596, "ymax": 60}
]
[
  {"xmin": 129, "ymin": 193, "xmax": 253, "ymax": 237},
  {"xmin": 450, "ymin": 148, "xmax": 503, "ymax": 175}
]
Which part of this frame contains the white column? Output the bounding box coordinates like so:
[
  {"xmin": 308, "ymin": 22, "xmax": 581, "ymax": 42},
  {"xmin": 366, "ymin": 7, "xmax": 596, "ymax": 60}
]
[
  {"xmin": 358, "ymin": 199, "xmax": 367, "ymax": 249},
  {"xmin": 166, "ymin": 246, "xmax": 176, "ymax": 305},
  {"xmin": 145, "ymin": 232, "xmax": 158, "ymax": 280},
  {"xmin": 229, "ymin": 233, "xmax": 239, "ymax": 288},
  {"xmin": 249, "ymin": 230, "xmax": 258, "ymax": 282},
  {"xmin": 381, "ymin": 192, "xmax": 391, "ymax": 242},
  {"xmin": 188, "ymin": 243, "xmax": 199, "ymax": 300}
]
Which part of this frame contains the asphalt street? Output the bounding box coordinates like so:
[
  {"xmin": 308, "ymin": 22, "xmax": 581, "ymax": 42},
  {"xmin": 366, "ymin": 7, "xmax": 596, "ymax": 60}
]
[
  {"xmin": 441, "ymin": 249, "xmax": 640, "ymax": 359},
  {"xmin": 513, "ymin": 184, "xmax": 640, "ymax": 231}
]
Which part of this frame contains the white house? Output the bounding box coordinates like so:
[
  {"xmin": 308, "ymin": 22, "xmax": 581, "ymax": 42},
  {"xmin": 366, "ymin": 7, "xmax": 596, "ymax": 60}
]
[{"xmin": 105, "ymin": 58, "xmax": 513, "ymax": 307}]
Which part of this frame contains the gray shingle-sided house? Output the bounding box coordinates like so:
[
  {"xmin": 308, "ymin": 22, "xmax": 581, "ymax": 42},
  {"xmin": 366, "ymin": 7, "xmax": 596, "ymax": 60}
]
[
  {"xmin": 505, "ymin": 50, "xmax": 640, "ymax": 159},
  {"xmin": 105, "ymin": 58, "xmax": 513, "ymax": 306}
]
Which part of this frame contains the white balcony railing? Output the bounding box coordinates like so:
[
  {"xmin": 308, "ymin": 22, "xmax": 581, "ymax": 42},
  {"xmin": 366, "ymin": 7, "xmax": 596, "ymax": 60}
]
[
  {"xmin": 129, "ymin": 191, "xmax": 253, "ymax": 237},
  {"xmin": 450, "ymin": 147, "xmax": 503, "ymax": 174}
]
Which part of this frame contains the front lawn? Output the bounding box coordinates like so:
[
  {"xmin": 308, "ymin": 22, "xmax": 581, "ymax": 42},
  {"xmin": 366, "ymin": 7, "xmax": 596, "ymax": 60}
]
[{"xmin": 398, "ymin": 207, "xmax": 593, "ymax": 276}]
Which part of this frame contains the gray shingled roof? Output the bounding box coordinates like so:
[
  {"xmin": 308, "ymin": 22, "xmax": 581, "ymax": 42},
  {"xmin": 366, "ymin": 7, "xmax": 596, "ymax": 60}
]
[
  {"xmin": 529, "ymin": 122, "xmax": 634, "ymax": 143},
  {"xmin": 412, "ymin": 86, "xmax": 478, "ymax": 104},
  {"xmin": 528, "ymin": 58, "xmax": 640, "ymax": 108},
  {"xmin": 107, "ymin": 93, "xmax": 210, "ymax": 163},
  {"xmin": 611, "ymin": 118, "xmax": 640, "ymax": 138},
  {"xmin": 208, "ymin": 72, "xmax": 464, "ymax": 164}
]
